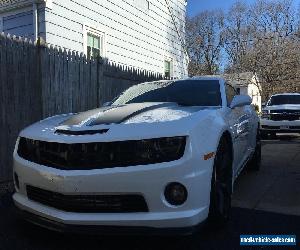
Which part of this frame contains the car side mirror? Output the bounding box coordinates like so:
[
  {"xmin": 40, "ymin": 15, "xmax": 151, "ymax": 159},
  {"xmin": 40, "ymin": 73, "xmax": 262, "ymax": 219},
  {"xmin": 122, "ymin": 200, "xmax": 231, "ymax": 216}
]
[
  {"xmin": 230, "ymin": 95, "xmax": 252, "ymax": 109},
  {"xmin": 262, "ymin": 102, "xmax": 266, "ymax": 108},
  {"xmin": 102, "ymin": 101, "xmax": 112, "ymax": 107}
]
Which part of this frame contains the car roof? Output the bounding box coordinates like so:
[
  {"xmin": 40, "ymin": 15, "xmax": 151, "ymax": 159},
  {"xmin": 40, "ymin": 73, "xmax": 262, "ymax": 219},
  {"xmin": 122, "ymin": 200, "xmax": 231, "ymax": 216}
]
[
  {"xmin": 138, "ymin": 77, "xmax": 224, "ymax": 86},
  {"xmin": 271, "ymin": 93, "xmax": 300, "ymax": 97},
  {"xmin": 190, "ymin": 76, "xmax": 224, "ymax": 81}
]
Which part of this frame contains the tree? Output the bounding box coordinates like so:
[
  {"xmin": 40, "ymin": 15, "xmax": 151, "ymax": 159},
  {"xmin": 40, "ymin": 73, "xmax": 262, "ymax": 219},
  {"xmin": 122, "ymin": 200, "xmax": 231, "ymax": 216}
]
[
  {"xmin": 223, "ymin": 1, "xmax": 253, "ymax": 69},
  {"xmin": 225, "ymin": 0, "xmax": 299, "ymax": 99},
  {"xmin": 187, "ymin": 0, "xmax": 300, "ymax": 98},
  {"xmin": 186, "ymin": 10, "xmax": 225, "ymax": 76}
]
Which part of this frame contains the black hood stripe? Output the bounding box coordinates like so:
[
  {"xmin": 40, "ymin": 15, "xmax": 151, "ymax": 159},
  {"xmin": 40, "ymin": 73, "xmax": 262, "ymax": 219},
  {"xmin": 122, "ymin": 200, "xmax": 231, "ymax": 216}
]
[
  {"xmin": 61, "ymin": 107, "xmax": 112, "ymax": 126},
  {"xmin": 61, "ymin": 103, "xmax": 175, "ymax": 127}
]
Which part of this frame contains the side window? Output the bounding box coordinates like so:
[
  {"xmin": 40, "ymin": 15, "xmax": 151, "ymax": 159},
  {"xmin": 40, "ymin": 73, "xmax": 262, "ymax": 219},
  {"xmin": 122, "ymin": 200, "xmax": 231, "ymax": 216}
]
[
  {"xmin": 225, "ymin": 84, "xmax": 237, "ymax": 106},
  {"xmin": 87, "ymin": 33, "xmax": 102, "ymax": 59},
  {"xmin": 164, "ymin": 59, "xmax": 173, "ymax": 79},
  {"xmin": 84, "ymin": 26, "xmax": 105, "ymax": 60}
]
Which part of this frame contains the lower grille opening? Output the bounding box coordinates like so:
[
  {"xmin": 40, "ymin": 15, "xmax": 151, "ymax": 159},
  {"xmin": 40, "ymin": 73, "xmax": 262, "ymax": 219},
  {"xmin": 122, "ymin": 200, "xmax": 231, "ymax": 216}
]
[{"xmin": 26, "ymin": 186, "xmax": 148, "ymax": 213}]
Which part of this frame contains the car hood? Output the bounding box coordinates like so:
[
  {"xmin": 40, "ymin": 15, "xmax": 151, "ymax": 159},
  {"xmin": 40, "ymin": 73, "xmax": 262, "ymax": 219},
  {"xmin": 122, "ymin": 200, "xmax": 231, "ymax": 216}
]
[
  {"xmin": 264, "ymin": 104, "xmax": 300, "ymax": 111},
  {"xmin": 19, "ymin": 102, "xmax": 221, "ymax": 142}
]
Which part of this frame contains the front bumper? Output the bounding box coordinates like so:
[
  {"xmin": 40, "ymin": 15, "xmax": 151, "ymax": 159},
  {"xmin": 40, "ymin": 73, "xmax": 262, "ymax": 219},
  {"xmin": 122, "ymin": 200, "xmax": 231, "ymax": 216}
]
[
  {"xmin": 260, "ymin": 119, "xmax": 300, "ymax": 133},
  {"xmin": 13, "ymin": 143, "xmax": 213, "ymax": 231},
  {"xmin": 16, "ymin": 207, "xmax": 204, "ymax": 235}
]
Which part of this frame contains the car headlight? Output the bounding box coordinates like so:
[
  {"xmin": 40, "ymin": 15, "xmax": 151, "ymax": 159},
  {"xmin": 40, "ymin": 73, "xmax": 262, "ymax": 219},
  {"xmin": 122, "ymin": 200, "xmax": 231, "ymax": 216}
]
[
  {"xmin": 261, "ymin": 110, "xmax": 270, "ymax": 119},
  {"xmin": 137, "ymin": 136, "xmax": 186, "ymax": 162}
]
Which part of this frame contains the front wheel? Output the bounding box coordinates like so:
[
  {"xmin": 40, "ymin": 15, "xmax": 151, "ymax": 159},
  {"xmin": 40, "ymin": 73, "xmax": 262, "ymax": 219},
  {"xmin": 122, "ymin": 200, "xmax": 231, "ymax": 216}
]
[{"xmin": 208, "ymin": 136, "xmax": 232, "ymax": 226}]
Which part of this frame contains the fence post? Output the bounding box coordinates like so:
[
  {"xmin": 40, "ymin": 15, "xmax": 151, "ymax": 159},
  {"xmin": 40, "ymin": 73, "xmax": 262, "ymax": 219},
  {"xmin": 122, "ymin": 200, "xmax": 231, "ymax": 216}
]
[
  {"xmin": 36, "ymin": 37, "xmax": 43, "ymax": 118},
  {"xmin": 97, "ymin": 58, "xmax": 104, "ymax": 105}
]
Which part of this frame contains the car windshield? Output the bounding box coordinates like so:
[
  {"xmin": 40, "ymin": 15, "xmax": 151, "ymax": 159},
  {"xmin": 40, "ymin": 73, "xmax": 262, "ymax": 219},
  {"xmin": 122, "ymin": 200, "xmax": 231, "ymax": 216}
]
[
  {"xmin": 268, "ymin": 95, "xmax": 300, "ymax": 105},
  {"xmin": 111, "ymin": 80, "xmax": 222, "ymax": 106}
]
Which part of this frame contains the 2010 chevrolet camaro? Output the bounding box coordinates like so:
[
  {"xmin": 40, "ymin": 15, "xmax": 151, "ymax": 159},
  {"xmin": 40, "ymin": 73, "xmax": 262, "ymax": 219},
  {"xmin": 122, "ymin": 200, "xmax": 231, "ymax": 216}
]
[{"xmin": 13, "ymin": 77, "xmax": 260, "ymax": 234}]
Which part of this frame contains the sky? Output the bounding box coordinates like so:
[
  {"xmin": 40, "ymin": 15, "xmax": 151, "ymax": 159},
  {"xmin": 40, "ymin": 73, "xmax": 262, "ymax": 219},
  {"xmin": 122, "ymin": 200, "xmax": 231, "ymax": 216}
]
[{"xmin": 187, "ymin": 0, "xmax": 300, "ymax": 17}]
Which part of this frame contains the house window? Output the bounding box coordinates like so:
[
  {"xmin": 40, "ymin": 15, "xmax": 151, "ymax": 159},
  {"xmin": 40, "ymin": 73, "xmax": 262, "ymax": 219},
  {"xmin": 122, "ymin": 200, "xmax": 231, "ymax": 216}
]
[
  {"xmin": 87, "ymin": 33, "xmax": 103, "ymax": 59},
  {"xmin": 164, "ymin": 60, "xmax": 172, "ymax": 79}
]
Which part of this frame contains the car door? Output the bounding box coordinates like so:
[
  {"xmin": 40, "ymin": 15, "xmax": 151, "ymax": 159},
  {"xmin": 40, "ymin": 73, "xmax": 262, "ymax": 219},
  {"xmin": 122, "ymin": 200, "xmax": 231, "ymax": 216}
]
[
  {"xmin": 225, "ymin": 84, "xmax": 250, "ymax": 173},
  {"xmin": 244, "ymin": 104, "xmax": 258, "ymax": 154}
]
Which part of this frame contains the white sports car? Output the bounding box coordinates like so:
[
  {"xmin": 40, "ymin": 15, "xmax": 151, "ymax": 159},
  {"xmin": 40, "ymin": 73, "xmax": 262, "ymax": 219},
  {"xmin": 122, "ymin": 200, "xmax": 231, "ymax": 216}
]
[{"xmin": 13, "ymin": 77, "xmax": 260, "ymax": 234}]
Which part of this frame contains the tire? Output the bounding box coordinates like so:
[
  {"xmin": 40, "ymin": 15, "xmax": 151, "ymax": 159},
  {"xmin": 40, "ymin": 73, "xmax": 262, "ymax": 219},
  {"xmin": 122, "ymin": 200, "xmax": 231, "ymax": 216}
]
[
  {"xmin": 208, "ymin": 136, "xmax": 232, "ymax": 227},
  {"xmin": 247, "ymin": 128, "xmax": 261, "ymax": 171}
]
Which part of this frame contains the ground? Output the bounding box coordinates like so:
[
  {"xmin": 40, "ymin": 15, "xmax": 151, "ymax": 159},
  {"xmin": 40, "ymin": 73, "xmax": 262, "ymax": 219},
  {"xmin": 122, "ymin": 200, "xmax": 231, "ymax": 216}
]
[{"xmin": 0, "ymin": 134, "xmax": 299, "ymax": 250}]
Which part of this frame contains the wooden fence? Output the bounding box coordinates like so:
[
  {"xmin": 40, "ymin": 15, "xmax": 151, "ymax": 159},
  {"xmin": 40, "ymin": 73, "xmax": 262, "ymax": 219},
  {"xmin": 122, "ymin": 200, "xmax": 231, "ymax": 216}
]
[{"xmin": 0, "ymin": 33, "xmax": 162, "ymax": 183}]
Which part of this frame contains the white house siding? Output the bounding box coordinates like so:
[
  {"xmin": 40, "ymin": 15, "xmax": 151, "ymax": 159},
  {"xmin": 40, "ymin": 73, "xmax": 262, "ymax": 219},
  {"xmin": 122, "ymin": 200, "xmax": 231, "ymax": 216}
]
[
  {"xmin": 2, "ymin": 10, "xmax": 34, "ymax": 38},
  {"xmin": 247, "ymin": 83, "xmax": 262, "ymax": 111},
  {"xmin": 43, "ymin": 0, "xmax": 188, "ymax": 78},
  {"xmin": 0, "ymin": 5, "xmax": 46, "ymax": 41}
]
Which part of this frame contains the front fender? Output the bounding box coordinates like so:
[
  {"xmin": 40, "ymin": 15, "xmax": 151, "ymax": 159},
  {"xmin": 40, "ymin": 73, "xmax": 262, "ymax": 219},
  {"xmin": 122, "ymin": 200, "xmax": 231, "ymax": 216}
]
[{"xmin": 189, "ymin": 113, "xmax": 233, "ymax": 165}]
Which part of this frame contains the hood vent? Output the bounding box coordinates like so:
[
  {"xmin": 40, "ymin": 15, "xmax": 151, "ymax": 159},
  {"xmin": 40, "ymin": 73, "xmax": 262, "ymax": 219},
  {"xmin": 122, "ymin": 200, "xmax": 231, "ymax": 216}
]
[{"xmin": 55, "ymin": 129, "xmax": 109, "ymax": 136}]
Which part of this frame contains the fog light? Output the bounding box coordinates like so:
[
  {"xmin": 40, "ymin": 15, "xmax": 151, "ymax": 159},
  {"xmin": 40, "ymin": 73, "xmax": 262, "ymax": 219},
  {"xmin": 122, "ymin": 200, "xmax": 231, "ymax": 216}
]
[
  {"xmin": 164, "ymin": 182, "xmax": 188, "ymax": 206},
  {"xmin": 14, "ymin": 172, "xmax": 20, "ymax": 190}
]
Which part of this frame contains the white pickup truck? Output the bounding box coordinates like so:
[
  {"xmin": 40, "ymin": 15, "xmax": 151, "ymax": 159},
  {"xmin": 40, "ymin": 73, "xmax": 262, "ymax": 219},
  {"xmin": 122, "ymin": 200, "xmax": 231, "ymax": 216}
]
[{"xmin": 261, "ymin": 93, "xmax": 300, "ymax": 137}]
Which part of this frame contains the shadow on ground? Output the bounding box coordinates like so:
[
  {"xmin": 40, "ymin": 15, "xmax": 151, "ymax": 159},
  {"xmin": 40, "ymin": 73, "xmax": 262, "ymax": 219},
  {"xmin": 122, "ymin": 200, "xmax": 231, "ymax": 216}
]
[
  {"xmin": 262, "ymin": 133, "xmax": 300, "ymax": 145},
  {"xmin": 0, "ymin": 196, "xmax": 299, "ymax": 250}
]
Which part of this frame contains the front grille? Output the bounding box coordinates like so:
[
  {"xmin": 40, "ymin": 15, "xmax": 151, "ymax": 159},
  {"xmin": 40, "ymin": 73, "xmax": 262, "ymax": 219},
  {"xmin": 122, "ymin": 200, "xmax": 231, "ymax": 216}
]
[
  {"xmin": 17, "ymin": 137, "xmax": 185, "ymax": 170},
  {"xmin": 270, "ymin": 110, "xmax": 300, "ymax": 114},
  {"xmin": 290, "ymin": 126, "xmax": 300, "ymax": 130},
  {"xmin": 26, "ymin": 186, "xmax": 148, "ymax": 213},
  {"xmin": 262, "ymin": 125, "xmax": 280, "ymax": 130},
  {"xmin": 270, "ymin": 110, "xmax": 300, "ymax": 121},
  {"xmin": 270, "ymin": 114, "xmax": 300, "ymax": 121}
]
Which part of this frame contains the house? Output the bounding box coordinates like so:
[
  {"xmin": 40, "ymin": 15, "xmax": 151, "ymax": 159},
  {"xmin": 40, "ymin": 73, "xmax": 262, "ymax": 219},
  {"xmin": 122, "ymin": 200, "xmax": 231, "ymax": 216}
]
[
  {"xmin": 0, "ymin": 0, "xmax": 188, "ymax": 78},
  {"xmin": 223, "ymin": 72, "xmax": 262, "ymax": 111}
]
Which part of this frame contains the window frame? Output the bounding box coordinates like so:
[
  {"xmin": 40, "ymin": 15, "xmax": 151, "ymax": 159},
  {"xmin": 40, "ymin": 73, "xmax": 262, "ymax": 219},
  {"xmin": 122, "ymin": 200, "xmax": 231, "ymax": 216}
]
[
  {"xmin": 83, "ymin": 25, "xmax": 106, "ymax": 59},
  {"xmin": 87, "ymin": 33, "xmax": 102, "ymax": 59},
  {"xmin": 164, "ymin": 56, "xmax": 174, "ymax": 79}
]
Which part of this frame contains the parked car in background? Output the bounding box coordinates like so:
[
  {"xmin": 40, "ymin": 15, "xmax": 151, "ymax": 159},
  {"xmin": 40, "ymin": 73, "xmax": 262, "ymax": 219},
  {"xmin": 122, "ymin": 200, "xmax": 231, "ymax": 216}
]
[
  {"xmin": 261, "ymin": 93, "xmax": 300, "ymax": 137},
  {"xmin": 13, "ymin": 77, "xmax": 260, "ymax": 235}
]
